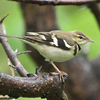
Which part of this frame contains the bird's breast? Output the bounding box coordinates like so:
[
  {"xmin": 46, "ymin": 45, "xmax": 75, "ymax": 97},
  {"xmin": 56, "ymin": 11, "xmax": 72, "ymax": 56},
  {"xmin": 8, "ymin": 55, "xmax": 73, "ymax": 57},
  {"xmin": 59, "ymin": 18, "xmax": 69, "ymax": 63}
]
[{"xmin": 33, "ymin": 43, "xmax": 76, "ymax": 62}]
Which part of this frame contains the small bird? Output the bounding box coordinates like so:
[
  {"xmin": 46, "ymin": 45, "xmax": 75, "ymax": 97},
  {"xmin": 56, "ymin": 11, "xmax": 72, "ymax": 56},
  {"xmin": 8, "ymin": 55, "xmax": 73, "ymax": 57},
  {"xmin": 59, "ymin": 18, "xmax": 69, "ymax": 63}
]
[{"xmin": 0, "ymin": 30, "xmax": 94, "ymax": 81}]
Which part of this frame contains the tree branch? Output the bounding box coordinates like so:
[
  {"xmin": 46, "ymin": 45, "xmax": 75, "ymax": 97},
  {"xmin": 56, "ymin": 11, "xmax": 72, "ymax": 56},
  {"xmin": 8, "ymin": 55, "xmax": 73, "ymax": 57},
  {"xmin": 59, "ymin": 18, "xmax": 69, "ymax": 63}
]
[
  {"xmin": 10, "ymin": 0, "xmax": 100, "ymax": 5},
  {"xmin": 0, "ymin": 72, "xmax": 68, "ymax": 100},
  {"xmin": 87, "ymin": 3, "xmax": 100, "ymax": 27},
  {"xmin": 0, "ymin": 15, "xmax": 28, "ymax": 77}
]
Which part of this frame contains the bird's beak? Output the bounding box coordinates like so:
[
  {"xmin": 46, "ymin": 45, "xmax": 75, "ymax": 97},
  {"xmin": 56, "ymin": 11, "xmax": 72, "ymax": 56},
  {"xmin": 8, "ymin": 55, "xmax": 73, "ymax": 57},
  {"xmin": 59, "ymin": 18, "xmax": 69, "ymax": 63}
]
[{"xmin": 88, "ymin": 39, "xmax": 95, "ymax": 43}]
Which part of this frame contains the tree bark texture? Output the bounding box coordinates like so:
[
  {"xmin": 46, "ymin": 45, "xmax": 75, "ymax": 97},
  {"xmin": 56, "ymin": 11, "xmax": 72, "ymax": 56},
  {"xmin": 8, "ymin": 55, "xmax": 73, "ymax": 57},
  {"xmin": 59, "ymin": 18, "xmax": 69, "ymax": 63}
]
[{"xmin": 0, "ymin": 71, "xmax": 67, "ymax": 100}]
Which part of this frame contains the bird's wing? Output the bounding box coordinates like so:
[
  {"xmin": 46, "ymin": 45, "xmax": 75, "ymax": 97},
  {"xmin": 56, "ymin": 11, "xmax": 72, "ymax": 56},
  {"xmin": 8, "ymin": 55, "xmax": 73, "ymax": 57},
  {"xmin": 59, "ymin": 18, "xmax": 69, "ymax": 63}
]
[{"xmin": 24, "ymin": 31, "xmax": 75, "ymax": 50}]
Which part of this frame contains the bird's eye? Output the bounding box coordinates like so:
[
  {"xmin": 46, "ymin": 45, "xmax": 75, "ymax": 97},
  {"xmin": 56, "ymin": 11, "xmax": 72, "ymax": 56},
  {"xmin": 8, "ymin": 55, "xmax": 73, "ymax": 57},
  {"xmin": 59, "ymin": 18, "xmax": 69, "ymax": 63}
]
[{"xmin": 79, "ymin": 36, "xmax": 84, "ymax": 39}]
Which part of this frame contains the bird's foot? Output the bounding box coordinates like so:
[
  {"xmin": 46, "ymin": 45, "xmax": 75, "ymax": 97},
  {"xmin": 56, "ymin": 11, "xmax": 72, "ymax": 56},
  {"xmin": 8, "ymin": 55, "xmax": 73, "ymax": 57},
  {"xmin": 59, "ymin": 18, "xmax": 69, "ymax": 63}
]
[
  {"xmin": 50, "ymin": 71, "xmax": 68, "ymax": 83},
  {"xmin": 58, "ymin": 71, "xmax": 68, "ymax": 83},
  {"xmin": 50, "ymin": 61, "xmax": 68, "ymax": 83}
]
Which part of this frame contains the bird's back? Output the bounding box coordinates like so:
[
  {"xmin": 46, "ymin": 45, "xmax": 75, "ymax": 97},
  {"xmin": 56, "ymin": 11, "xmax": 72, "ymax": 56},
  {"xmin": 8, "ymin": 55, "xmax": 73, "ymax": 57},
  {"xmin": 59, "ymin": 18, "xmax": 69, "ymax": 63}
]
[{"xmin": 23, "ymin": 31, "xmax": 81, "ymax": 62}]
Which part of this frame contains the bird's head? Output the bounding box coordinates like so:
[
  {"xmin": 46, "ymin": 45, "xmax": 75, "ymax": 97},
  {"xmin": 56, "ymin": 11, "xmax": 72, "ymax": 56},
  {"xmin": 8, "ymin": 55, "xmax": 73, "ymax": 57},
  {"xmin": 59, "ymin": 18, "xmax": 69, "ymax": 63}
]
[{"xmin": 70, "ymin": 30, "xmax": 94, "ymax": 45}]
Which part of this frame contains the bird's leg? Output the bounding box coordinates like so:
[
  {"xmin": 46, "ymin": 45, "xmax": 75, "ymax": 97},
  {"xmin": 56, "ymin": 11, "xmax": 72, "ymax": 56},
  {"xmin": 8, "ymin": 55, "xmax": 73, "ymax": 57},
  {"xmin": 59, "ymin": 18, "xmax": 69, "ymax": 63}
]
[{"xmin": 50, "ymin": 61, "xmax": 65, "ymax": 82}]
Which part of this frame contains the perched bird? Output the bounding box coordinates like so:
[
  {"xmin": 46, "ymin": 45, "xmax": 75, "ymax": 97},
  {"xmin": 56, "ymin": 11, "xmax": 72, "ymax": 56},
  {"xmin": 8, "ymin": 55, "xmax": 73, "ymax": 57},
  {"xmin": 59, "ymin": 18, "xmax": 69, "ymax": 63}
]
[{"xmin": 0, "ymin": 30, "xmax": 94, "ymax": 81}]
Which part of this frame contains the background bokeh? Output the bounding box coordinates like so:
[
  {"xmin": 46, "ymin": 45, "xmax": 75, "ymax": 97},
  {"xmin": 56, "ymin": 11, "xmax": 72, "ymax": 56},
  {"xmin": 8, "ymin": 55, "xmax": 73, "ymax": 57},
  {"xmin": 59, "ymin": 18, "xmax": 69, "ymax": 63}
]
[{"xmin": 0, "ymin": 0, "xmax": 100, "ymax": 100}]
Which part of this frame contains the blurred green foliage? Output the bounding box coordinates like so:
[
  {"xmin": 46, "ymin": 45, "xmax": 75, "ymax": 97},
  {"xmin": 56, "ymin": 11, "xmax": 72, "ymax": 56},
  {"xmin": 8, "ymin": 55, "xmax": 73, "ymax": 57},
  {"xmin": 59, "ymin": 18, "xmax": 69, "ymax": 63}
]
[{"xmin": 0, "ymin": 0, "xmax": 99, "ymax": 100}]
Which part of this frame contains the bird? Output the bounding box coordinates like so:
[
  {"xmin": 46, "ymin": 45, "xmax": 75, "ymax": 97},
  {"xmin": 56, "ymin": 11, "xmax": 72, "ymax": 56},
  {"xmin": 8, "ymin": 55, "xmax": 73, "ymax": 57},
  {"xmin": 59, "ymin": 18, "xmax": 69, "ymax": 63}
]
[{"xmin": 0, "ymin": 30, "xmax": 94, "ymax": 82}]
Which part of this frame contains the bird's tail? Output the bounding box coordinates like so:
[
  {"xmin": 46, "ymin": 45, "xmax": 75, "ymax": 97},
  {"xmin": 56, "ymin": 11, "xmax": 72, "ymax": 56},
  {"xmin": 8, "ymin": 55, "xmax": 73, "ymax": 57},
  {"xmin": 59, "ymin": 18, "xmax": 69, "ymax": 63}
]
[
  {"xmin": 0, "ymin": 34, "xmax": 24, "ymax": 40},
  {"xmin": 0, "ymin": 34, "xmax": 36, "ymax": 47}
]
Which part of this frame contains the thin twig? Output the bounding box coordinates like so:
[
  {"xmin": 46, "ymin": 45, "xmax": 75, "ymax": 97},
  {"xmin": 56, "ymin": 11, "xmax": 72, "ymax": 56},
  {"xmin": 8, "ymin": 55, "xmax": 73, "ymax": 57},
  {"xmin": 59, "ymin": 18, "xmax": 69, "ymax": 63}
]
[
  {"xmin": 0, "ymin": 15, "xmax": 29, "ymax": 77},
  {"xmin": 0, "ymin": 14, "xmax": 9, "ymax": 24},
  {"xmin": 17, "ymin": 50, "xmax": 31, "ymax": 55},
  {"xmin": 7, "ymin": 58, "xmax": 15, "ymax": 76}
]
